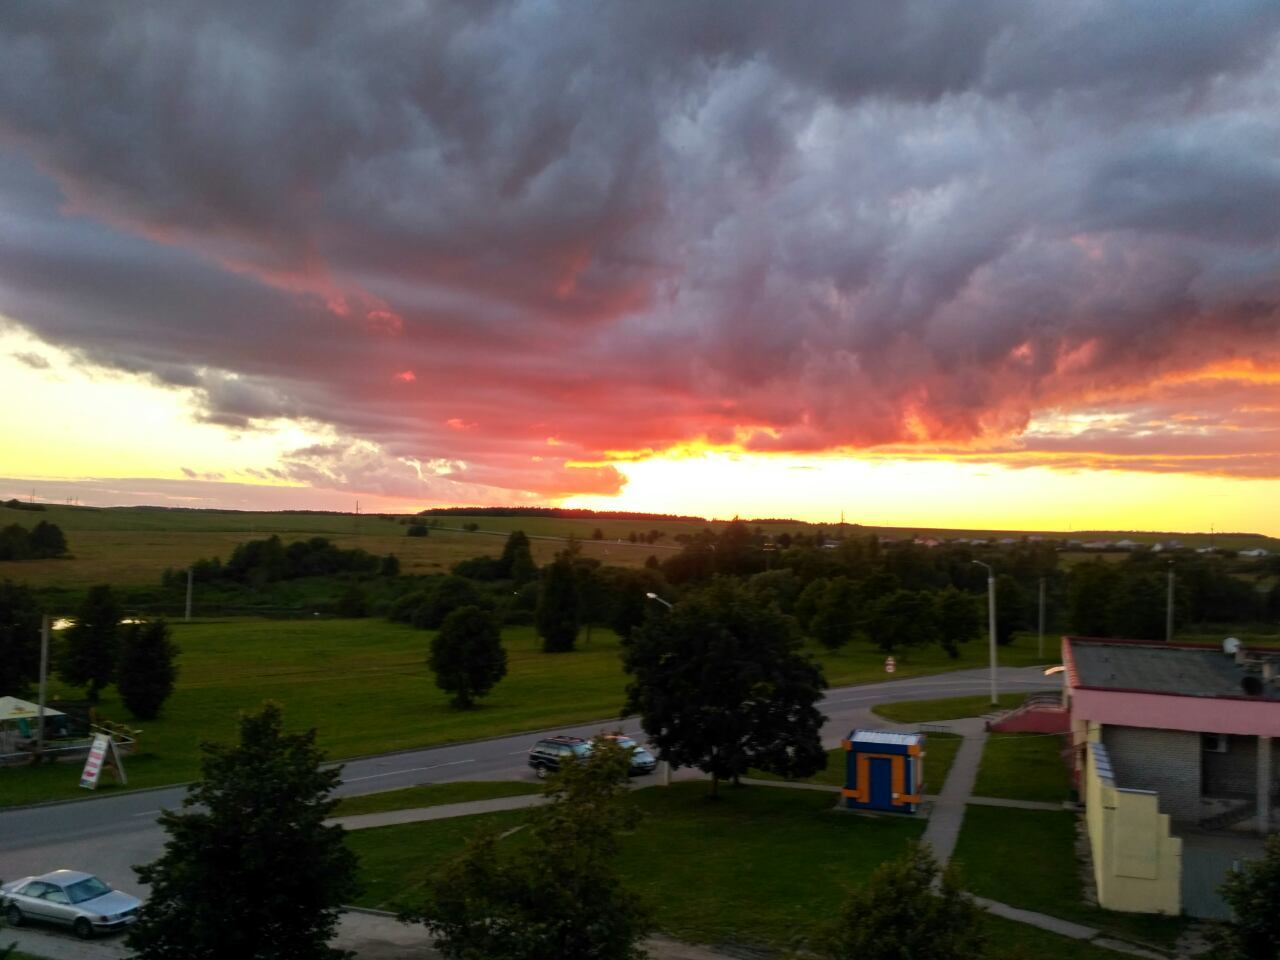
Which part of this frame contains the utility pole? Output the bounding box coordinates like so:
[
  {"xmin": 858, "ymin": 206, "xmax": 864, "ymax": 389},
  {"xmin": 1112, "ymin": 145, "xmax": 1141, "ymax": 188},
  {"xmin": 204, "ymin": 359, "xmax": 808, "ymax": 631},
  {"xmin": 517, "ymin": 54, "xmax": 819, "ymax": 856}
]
[
  {"xmin": 185, "ymin": 568, "xmax": 194, "ymax": 622},
  {"xmin": 1166, "ymin": 561, "xmax": 1175, "ymax": 642},
  {"xmin": 972, "ymin": 561, "xmax": 999, "ymax": 705},
  {"xmin": 1038, "ymin": 577, "xmax": 1046, "ymax": 659},
  {"xmin": 36, "ymin": 615, "xmax": 49, "ymax": 759}
]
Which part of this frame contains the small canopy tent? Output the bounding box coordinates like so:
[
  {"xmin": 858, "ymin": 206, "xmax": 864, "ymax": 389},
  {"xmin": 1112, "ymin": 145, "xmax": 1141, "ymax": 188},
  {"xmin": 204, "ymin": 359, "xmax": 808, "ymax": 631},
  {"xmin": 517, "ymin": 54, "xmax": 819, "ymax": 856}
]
[{"xmin": 0, "ymin": 696, "xmax": 66, "ymax": 751}]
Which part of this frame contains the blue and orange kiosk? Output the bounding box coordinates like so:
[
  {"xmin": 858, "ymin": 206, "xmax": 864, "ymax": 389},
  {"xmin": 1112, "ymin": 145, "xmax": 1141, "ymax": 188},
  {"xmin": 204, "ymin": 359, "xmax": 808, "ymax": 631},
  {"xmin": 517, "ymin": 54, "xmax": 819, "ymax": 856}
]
[{"xmin": 841, "ymin": 729, "xmax": 925, "ymax": 814}]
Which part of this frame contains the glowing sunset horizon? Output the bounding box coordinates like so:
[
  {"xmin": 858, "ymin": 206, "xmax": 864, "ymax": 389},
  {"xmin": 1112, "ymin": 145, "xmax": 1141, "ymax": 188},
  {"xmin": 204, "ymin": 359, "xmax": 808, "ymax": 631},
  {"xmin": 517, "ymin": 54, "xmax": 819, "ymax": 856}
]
[{"xmin": 3, "ymin": 4, "xmax": 1280, "ymax": 536}]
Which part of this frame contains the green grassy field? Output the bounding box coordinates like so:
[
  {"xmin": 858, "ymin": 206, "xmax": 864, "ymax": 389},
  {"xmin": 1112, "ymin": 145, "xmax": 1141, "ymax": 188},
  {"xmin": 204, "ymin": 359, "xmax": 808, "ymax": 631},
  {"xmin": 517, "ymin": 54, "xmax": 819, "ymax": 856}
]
[
  {"xmin": 1, "ymin": 617, "xmax": 1044, "ymax": 807},
  {"xmin": 347, "ymin": 781, "xmax": 1122, "ymax": 959},
  {"xmin": 2, "ymin": 504, "xmax": 669, "ymax": 589},
  {"xmin": 954, "ymin": 805, "xmax": 1190, "ymax": 949},
  {"xmin": 333, "ymin": 780, "xmax": 540, "ymax": 817},
  {"xmin": 8, "ymin": 501, "xmax": 1277, "ymax": 592},
  {"xmin": 872, "ymin": 693, "xmax": 1028, "ymax": 723},
  {"xmin": 974, "ymin": 733, "xmax": 1074, "ymax": 804}
]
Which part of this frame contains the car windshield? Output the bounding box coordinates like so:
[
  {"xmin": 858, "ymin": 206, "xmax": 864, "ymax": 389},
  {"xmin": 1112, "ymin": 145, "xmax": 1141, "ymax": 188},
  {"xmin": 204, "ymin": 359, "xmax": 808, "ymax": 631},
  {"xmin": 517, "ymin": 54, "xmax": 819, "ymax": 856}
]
[
  {"xmin": 64, "ymin": 877, "xmax": 111, "ymax": 904},
  {"xmin": 613, "ymin": 737, "xmax": 636, "ymax": 749},
  {"xmin": 570, "ymin": 742, "xmax": 593, "ymax": 756}
]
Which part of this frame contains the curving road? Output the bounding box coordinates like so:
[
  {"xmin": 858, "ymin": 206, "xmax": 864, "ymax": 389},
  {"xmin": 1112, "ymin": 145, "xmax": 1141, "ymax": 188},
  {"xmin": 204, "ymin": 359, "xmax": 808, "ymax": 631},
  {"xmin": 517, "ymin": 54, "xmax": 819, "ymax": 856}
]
[{"xmin": 0, "ymin": 665, "xmax": 1055, "ymax": 957}]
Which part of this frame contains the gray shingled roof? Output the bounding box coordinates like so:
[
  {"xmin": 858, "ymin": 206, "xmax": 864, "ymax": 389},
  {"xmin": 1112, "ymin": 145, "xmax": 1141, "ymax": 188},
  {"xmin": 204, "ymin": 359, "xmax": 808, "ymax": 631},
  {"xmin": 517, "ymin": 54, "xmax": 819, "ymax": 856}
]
[{"xmin": 1070, "ymin": 640, "xmax": 1280, "ymax": 700}]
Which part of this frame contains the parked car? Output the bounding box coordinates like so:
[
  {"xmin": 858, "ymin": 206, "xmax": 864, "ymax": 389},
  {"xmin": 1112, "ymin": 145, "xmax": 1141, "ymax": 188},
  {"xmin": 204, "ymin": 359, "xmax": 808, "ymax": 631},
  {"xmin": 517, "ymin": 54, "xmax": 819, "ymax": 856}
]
[
  {"xmin": 1, "ymin": 869, "xmax": 141, "ymax": 939},
  {"xmin": 527, "ymin": 734, "xmax": 593, "ymax": 778},
  {"xmin": 603, "ymin": 734, "xmax": 658, "ymax": 776}
]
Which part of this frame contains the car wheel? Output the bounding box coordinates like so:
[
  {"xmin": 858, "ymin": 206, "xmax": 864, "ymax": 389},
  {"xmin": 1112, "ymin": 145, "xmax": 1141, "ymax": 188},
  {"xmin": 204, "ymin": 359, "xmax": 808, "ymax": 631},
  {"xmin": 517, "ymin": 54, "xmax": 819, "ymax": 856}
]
[
  {"xmin": 73, "ymin": 917, "xmax": 94, "ymax": 939},
  {"xmin": 535, "ymin": 764, "xmax": 547, "ymax": 779},
  {"xmin": 5, "ymin": 904, "xmax": 21, "ymax": 926}
]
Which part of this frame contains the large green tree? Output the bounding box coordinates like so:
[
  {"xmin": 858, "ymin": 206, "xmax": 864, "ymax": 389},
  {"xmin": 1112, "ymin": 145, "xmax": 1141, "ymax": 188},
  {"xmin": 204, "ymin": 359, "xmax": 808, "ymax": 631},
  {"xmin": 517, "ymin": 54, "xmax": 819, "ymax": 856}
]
[
  {"xmin": 0, "ymin": 581, "xmax": 42, "ymax": 697},
  {"xmin": 623, "ymin": 578, "xmax": 827, "ymax": 795},
  {"xmin": 536, "ymin": 552, "xmax": 580, "ymax": 652},
  {"xmin": 59, "ymin": 584, "xmax": 122, "ymax": 702},
  {"xmin": 410, "ymin": 737, "xmax": 651, "ymax": 960},
  {"xmin": 1213, "ymin": 833, "xmax": 1280, "ymax": 959},
  {"xmin": 27, "ymin": 520, "xmax": 68, "ymax": 558},
  {"xmin": 809, "ymin": 576, "xmax": 859, "ymax": 650},
  {"xmin": 822, "ymin": 842, "xmax": 987, "ymax": 960},
  {"xmin": 429, "ymin": 605, "xmax": 508, "ymax": 708},
  {"xmin": 128, "ymin": 702, "xmax": 357, "ymax": 960},
  {"xmin": 117, "ymin": 620, "xmax": 180, "ymax": 720},
  {"xmin": 865, "ymin": 589, "xmax": 940, "ymax": 653},
  {"xmin": 934, "ymin": 587, "xmax": 980, "ymax": 659}
]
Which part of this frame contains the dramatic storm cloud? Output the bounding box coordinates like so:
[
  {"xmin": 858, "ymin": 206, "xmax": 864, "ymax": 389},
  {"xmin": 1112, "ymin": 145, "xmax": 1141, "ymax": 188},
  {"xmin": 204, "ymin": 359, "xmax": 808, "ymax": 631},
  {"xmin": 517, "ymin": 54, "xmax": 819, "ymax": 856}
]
[{"xmin": 2, "ymin": 0, "xmax": 1279, "ymax": 498}]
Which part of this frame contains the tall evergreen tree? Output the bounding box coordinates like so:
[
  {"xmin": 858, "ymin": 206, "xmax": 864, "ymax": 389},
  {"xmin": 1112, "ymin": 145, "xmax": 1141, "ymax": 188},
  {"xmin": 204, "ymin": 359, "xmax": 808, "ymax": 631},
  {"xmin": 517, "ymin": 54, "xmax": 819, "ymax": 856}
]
[
  {"xmin": 536, "ymin": 553, "xmax": 580, "ymax": 652},
  {"xmin": 498, "ymin": 530, "xmax": 536, "ymax": 585},
  {"xmin": 429, "ymin": 606, "xmax": 508, "ymax": 708},
  {"xmin": 623, "ymin": 578, "xmax": 827, "ymax": 795},
  {"xmin": 128, "ymin": 702, "xmax": 357, "ymax": 960},
  {"xmin": 117, "ymin": 620, "xmax": 179, "ymax": 720},
  {"xmin": 0, "ymin": 580, "xmax": 43, "ymax": 697},
  {"xmin": 59, "ymin": 584, "xmax": 122, "ymax": 702}
]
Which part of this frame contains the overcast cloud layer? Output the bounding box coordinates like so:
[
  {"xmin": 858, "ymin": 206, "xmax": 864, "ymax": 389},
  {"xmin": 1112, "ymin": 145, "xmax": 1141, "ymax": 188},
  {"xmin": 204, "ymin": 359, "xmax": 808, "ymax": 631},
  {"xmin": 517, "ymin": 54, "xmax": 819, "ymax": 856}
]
[{"xmin": 2, "ymin": 1, "xmax": 1280, "ymax": 500}]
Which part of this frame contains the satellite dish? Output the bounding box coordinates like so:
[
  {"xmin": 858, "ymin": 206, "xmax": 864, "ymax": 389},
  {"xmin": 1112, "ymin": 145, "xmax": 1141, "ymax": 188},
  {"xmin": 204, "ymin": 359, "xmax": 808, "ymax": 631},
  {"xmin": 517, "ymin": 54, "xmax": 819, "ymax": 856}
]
[{"xmin": 1223, "ymin": 637, "xmax": 1241, "ymax": 655}]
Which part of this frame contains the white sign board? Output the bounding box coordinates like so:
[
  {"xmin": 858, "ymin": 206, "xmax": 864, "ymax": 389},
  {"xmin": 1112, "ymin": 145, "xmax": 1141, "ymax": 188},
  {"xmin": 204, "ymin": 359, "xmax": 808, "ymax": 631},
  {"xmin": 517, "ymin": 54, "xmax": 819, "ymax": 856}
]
[
  {"xmin": 79, "ymin": 734, "xmax": 126, "ymax": 789},
  {"xmin": 885, "ymin": 656, "xmax": 896, "ymax": 674}
]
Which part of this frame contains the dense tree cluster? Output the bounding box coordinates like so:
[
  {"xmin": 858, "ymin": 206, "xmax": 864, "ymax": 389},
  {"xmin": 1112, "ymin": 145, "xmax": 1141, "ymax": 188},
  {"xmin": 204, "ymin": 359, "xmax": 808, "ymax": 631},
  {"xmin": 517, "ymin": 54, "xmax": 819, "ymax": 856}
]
[
  {"xmin": 164, "ymin": 535, "xmax": 394, "ymax": 589},
  {"xmin": 0, "ymin": 520, "xmax": 68, "ymax": 561}
]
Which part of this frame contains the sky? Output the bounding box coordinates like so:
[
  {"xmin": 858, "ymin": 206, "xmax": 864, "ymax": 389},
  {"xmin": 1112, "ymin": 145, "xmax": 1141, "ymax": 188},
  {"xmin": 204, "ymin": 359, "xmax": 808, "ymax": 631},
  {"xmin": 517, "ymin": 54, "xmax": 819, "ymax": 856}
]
[{"xmin": 2, "ymin": 2, "xmax": 1280, "ymax": 534}]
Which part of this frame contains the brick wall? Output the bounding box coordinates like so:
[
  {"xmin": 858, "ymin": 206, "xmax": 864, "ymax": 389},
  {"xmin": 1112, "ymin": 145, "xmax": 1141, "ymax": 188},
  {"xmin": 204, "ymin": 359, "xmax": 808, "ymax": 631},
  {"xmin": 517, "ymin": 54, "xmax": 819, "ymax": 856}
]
[{"xmin": 1102, "ymin": 726, "xmax": 1202, "ymax": 823}]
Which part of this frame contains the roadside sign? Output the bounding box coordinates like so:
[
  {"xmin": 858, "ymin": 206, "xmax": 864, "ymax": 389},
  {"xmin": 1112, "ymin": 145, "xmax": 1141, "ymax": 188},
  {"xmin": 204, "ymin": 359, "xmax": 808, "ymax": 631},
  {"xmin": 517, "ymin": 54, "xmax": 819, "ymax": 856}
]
[
  {"xmin": 79, "ymin": 734, "xmax": 127, "ymax": 789},
  {"xmin": 885, "ymin": 656, "xmax": 896, "ymax": 674}
]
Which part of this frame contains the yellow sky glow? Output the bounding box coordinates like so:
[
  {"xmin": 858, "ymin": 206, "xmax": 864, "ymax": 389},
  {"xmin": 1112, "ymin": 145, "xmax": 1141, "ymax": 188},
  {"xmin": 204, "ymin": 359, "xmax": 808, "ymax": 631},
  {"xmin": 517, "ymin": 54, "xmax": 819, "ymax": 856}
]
[{"xmin": 3, "ymin": 326, "xmax": 1279, "ymax": 535}]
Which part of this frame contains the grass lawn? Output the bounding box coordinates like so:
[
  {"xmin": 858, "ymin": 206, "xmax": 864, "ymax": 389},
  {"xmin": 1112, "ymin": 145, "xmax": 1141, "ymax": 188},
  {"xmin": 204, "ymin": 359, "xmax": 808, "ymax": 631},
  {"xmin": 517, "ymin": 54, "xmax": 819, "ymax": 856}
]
[
  {"xmin": 748, "ymin": 733, "xmax": 962, "ymax": 796},
  {"xmin": 872, "ymin": 693, "xmax": 1028, "ymax": 723},
  {"xmin": 954, "ymin": 806, "xmax": 1190, "ymax": 950},
  {"xmin": 1, "ymin": 613, "xmax": 1040, "ymax": 807},
  {"xmin": 974, "ymin": 733, "xmax": 1073, "ymax": 803},
  {"xmin": 349, "ymin": 781, "xmax": 925, "ymax": 951},
  {"xmin": 334, "ymin": 780, "xmax": 540, "ymax": 817},
  {"xmin": 349, "ymin": 782, "xmax": 1139, "ymax": 959},
  {"xmin": 0, "ymin": 619, "xmax": 634, "ymax": 806},
  {"xmin": 813, "ymin": 630, "xmax": 1056, "ymax": 688}
]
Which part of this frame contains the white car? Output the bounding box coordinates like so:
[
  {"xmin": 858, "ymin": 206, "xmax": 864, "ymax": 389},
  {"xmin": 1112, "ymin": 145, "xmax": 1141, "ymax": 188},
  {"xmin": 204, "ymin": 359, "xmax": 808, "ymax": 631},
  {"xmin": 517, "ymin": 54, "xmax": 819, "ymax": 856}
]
[{"xmin": 2, "ymin": 869, "xmax": 141, "ymax": 938}]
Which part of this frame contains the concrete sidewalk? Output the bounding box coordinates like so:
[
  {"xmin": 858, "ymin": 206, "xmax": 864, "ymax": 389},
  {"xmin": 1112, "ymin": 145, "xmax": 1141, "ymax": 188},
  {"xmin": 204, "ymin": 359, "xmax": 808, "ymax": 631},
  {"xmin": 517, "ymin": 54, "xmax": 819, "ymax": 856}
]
[{"xmin": 920, "ymin": 717, "xmax": 989, "ymax": 866}]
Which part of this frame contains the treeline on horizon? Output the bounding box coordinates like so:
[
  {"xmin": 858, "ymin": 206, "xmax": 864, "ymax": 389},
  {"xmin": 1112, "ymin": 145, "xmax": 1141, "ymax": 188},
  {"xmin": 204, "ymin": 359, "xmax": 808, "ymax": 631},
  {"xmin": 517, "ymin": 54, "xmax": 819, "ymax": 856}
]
[{"xmin": 416, "ymin": 506, "xmax": 716, "ymax": 522}]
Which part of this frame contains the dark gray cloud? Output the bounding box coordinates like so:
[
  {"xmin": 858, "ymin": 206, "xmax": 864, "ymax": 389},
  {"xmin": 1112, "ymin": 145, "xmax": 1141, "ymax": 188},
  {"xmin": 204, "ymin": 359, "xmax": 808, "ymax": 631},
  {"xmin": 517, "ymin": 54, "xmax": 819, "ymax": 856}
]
[{"xmin": 1, "ymin": 0, "xmax": 1280, "ymax": 498}]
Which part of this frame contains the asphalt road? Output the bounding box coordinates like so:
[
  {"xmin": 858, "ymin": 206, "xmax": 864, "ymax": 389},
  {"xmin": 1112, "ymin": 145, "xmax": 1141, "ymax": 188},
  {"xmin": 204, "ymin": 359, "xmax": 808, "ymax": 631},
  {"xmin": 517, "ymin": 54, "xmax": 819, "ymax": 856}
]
[{"xmin": 0, "ymin": 664, "xmax": 1056, "ymax": 956}]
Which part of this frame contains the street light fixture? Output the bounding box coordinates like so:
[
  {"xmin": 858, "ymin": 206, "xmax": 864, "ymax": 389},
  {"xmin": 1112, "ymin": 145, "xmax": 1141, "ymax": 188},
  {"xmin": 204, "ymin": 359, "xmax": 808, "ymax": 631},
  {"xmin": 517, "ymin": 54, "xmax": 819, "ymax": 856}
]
[
  {"xmin": 645, "ymin": 592, "xmax": 673, "ymax": 611},
  {"xmin": 972, "ymin": 560, "xmax": 999, "ymax": 705}
]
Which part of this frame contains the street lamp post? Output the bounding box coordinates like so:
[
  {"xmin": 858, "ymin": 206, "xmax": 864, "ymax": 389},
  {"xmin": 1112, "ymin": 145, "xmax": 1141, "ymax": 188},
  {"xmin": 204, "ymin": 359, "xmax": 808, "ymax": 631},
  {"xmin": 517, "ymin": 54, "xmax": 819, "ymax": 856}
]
[
  {"xmin": 1165, "ymin": 561, "xmax": 1175, "ymax": 643},
  {"xmin": 972, "ymin": 561, "xmax": 998, "ymax": 705},
  {"xmin": 644, "ymin": 591, "xmax": 673, "ymax": 611},
  {"xmin": 643, "ymin": 592, "xmax": 674, "ymax": 786}
]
